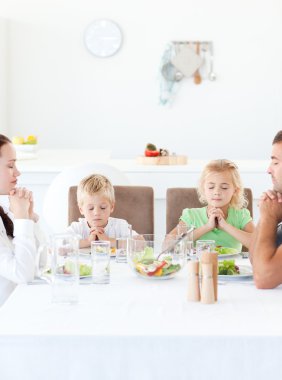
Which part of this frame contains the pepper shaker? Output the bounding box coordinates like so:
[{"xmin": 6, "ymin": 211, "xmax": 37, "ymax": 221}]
[
  {"xmin": 201, "ymin": 251, "xmax": 218, "ymax": 301},
  {"xmin": 201, "ymin": 263, "xmax": 215, "ymax": 304},
  {"xmin": 187, "ymin": 260, "xmax": 200, "ymax": 302}
]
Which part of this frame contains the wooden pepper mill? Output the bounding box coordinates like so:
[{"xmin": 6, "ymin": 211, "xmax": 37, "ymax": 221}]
[
  {"xmin": 201, "ymin": 251, "xmax": 218, "ymax": 301},
  {"xmin": 200, "ymin": 263, "xmax": 215, "ymax": 304},
  {"xmin": 187, "ymin": 260, "xmax": 200, "ymax": 302}
]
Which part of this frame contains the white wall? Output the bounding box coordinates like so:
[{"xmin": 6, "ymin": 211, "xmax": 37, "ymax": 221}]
[
  {"xmin": 1, "ymin": 0, "xmax": 282, "ymax": 159},
  {"xmin": 0, "ymin": 18, "xmax": 8, "ymax": 134}
]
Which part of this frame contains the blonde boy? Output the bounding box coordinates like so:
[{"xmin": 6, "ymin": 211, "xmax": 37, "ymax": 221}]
[{"xmin": 67, "ymin": 174, "xmax": 135, "ymax": 248}]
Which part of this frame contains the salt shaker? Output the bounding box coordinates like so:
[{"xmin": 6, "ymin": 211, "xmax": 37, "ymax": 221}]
[
  {"xmin": 201, "ymin": 263, "xmax": 215, "ymax": 304},
  {"xmin": 187, "ymin": 260, "xmax": 200, "ymax": 302},
  {"xmin": 201, "ymin": 251, "xmax": 218, "ymax": 301}
]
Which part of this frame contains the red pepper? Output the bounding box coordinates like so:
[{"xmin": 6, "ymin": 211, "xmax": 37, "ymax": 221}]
[
  {"xmin": 147, "ymin": 261, "xmax": 167, "ymax": 276},
  {"xmin": 145, "ymin": 149, "xmax": 159, "ymax": 157}
]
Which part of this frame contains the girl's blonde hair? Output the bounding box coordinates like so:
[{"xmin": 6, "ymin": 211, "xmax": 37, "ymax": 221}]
[
  {"xmin": 197, "ymin": 159, "xmax": 248, "ymax": 209},
  {"xmin": 77, "ymin": 174, "xmax": 115, "ymax": 207}
]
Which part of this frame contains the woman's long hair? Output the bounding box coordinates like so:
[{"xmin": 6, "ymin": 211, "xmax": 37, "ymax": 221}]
[{"xmin": 0, "ymin": 134, "xmax": 14, "ymax": 237}]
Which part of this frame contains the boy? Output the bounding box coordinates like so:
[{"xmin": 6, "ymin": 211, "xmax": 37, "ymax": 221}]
[{"xmin": 67, "ymin": 174, "xmax": 135, "ymax": 248}]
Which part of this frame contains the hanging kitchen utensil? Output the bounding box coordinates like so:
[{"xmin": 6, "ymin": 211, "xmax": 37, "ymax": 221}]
[
  {"xmin": 194, "ymin": 42, "xmax": 202, "ymax": 85},
  {"xmin": 208, "ymin": 42, "xmax": 216, "ymax": 81},
  {"xmin": 161, "ymin": 62, "xmax": 184, "ymax": 82},
  {"xmin": 171, "ymin": 42, "xmax": 203, "ymax": 78}
]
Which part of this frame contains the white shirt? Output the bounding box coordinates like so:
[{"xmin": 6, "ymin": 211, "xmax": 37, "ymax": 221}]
[
  {"xmin": 0, "ymin": 208, "xmax": 37, "ymax": 306},
  {"xmin": 67, "ymin": 217, "xmax": 137, "ymax": 239}
]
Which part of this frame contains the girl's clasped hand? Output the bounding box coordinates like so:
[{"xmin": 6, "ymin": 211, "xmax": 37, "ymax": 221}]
[{"xmin": 206, "ymin": 207, "xmax": 227, "ymax": 229}]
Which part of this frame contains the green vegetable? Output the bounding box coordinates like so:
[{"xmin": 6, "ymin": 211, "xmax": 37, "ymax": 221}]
[
  {"xmin": 80, "ymin": 264, "xmax": 92, "ymax": 276},
  {"xmin": 218, "ymin": 260, "xmax": 240, "ymax": 275},
  {"xmin": 140, "ymin": 246, "xmax": 154, "ymax": 263},
  {"xmin": 146, "ymin": 143, "xmax": 157, "ymax": 151},
  {"xmin": 215, "ymin": 247, "xmax": 238, "ymax": 255},
  {"xmin": 162, "ymin": 264, "xmax": 181, "ymax": 275}
]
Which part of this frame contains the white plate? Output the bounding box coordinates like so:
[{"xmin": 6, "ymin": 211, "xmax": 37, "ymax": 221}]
[{"xmin": 218, "ymin": 265, "xmax": 253, "ymax": 281}]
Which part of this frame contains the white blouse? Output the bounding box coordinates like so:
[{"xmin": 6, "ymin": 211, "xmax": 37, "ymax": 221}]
[{"xmin": 0, "ymin": 209, "xmax": 37, "ymax": 306}]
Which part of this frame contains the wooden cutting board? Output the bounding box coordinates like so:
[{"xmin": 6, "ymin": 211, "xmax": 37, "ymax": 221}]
[{"xmin": 136, "ymin": 155, "xmax": 188, "ymax": 165}]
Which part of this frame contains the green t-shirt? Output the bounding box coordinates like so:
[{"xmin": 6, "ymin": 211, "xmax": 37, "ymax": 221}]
[{"xmin": 180, "ymin": 207, "xmax": 252, "ymax": 251}]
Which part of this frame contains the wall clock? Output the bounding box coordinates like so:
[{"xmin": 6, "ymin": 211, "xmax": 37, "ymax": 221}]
[{"xmin": 84, "ymin": 19, "xmax": 123, "ymax": 58}]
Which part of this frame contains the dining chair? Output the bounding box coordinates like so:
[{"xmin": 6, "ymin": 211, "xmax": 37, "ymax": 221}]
[
  {"xmin": 43, "ymin": 162, "xmax": 129, "ymax": 233},
  {"xmin": 69, "ymin": 185, "xmax": 154, "ymax": 235},
  {"xmin": 166, "ymin": 187, "xmax": 253, "ymax": 233}
]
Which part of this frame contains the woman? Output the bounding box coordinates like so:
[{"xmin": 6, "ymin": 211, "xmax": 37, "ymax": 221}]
[{"xmin": 0, "ymin": 134, "xmax": 39, "ymax": 305}]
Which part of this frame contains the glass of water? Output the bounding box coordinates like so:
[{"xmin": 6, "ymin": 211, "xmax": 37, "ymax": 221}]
[
  {"xmin": 51, "ymin": 233, "xmax": 79, "ymax": 304},
  {"xmin": 91, "ymin": 241, "xmax": 111, "ymax": 284},
  {"xmin": 115, "ymin": 238, "xmax": 128, "ymax": 263},
  {"xmin": 196, "ymin": 240, "xmax": 215, "ymax": 260},
  {"xmin": 116, "ymin": 224, "xmax": 132, "ymax": 263}
]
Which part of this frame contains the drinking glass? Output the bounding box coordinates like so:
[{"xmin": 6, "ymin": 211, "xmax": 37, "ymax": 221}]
[
  {"xmin": 91, "ymin": 241, "xmax": 111, "ymax": 284},
  {"xmin": 116, "ymin": 238, "xmax": 128, "ymax": 263},
  {"xmin": 36, "ymin": 242, "xmax": 51, "ymax": 279},
  {"xmin": 176, "ymin": 224, "xmax": 194, "ymax": 259},
  {"xmin": 116, "ymin": 224, "xmax": 132, "ymax": 263},
  {"xmin": 196, "ymin": 240, "xmax": 215, "ymax": 260},
  {"xmin": 51, "ymin": 233, "xmax": 79, "ymax": 304}
]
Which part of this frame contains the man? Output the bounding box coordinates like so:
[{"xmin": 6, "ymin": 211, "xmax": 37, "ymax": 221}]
[{"xmin": 250, "ymin": 130, "xmax": 282, "ymax": 288}]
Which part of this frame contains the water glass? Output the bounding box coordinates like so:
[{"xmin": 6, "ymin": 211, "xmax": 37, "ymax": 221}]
[
  {"xmin": 116, "ymin": 238, "xmax": 128, "ymax": 263},
  {"xmin": 175, "ymin": 224, "xmax": 193, "ymax": 258},
  {"xmin": 91, "ymin": 241, "xmax": 111, "ymax": 284},
  {"xmin": 196, "ymin": 240, "xmax": 215, "ymax": 260},
  {"xmin": 51, "ymin": 233, "xmax": 79, "ymax": 304},
  {"xmin": 115, "ymin": 224, "xmax": 132, "ymax": 263}
]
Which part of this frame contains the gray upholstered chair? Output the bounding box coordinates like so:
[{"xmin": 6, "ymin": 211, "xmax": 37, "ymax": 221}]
[
  {"xmin": 69, "ymin": 185, "xmax": 154, "ymax": 234},
  {"xmin": 166, "ymin": 187, "xmax": 253, "ymax": 234}
]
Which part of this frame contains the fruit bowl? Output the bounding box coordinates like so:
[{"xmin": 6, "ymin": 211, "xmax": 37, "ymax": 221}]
[
  {"xmin": 12, "ymin": 135, "xmax": 38, "ymax": 155},
  {"xmin": 127, "ymin": 234, "xmax": 190, "ymax": 280},
  {"xmin": 14, "ymin": 144, "xmax": 38, "ymax": 153}
]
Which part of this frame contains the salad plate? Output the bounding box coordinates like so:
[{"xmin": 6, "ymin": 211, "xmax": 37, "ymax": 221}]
[
  {"xmin": 79, "ymin": 274, "xmax": 92, "ymax": 279},
  {"xmin": 218, "ymin": 264, "xmax": 253, "ymax": 281}
]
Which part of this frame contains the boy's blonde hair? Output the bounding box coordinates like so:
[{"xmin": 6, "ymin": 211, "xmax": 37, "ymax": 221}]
[
  {"xmin": 77, "ymin": 174, "xmax": 115, "ymax": 207},
  {"xmin": 197, "ymin": 159, "xmax": 248, "ymax": 209}
]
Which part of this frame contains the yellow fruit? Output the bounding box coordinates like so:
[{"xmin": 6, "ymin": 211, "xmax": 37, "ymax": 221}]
[
  {"xmin": 12, "ymin": 136, "xmax": 25, "ymax": 145},
  {"xmin": 25, "ymin": 135, "xmax": 37, "ymax": 144}
]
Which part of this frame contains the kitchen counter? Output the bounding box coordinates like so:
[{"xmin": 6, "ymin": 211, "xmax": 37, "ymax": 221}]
[
  {"xmin": 14, "ymin": 149, "xmax": 272, "ymax": 234},
  {"xmin": 16, "ymin": 149, "xmax": 270, "ymax": 175}
]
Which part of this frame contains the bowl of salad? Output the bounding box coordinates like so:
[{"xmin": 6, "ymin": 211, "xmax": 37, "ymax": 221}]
[{"xmin": 127, "ymin": 234, "xmax": 189, "ymax": 280}]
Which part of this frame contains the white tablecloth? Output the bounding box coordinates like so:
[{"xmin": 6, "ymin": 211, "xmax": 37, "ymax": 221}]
[{"xmin": 0, "ymin": 260, "xmax": 281, "ymax": 380}]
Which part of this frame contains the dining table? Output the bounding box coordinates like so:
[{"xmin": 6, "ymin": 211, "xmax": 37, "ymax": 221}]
[{"xmin": 0, "ymin": 258, "xmax": 281, "ymax": 380}]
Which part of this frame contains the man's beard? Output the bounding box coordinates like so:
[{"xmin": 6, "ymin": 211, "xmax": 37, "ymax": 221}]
[{"xmin": 272, "ymin": 177, "xmax": 282, "ymax": 193}]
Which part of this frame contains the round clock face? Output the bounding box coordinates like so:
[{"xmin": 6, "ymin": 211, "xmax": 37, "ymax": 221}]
[{"xmin": 84, "ymin": 19, "xmax": 123, "ymax": 58}]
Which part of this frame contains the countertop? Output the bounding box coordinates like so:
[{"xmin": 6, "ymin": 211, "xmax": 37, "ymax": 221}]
[{"xmin": 16, "ymin": 149, "xmax": 270, "ymax": 174}]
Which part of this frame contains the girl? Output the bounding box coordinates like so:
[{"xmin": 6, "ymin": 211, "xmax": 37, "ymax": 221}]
[
  {"xmin": 0, "ymin": 134, "xmax": 39, "ymax": 305},
  {"xmin": 170, "ymin": 159, "xmax": 255, "ymax": 250}
]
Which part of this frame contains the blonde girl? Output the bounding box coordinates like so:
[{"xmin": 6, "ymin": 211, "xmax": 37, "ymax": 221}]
[{"xmin": 171, "ymin": 159, "xmax": 255, "ymax": 250}]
